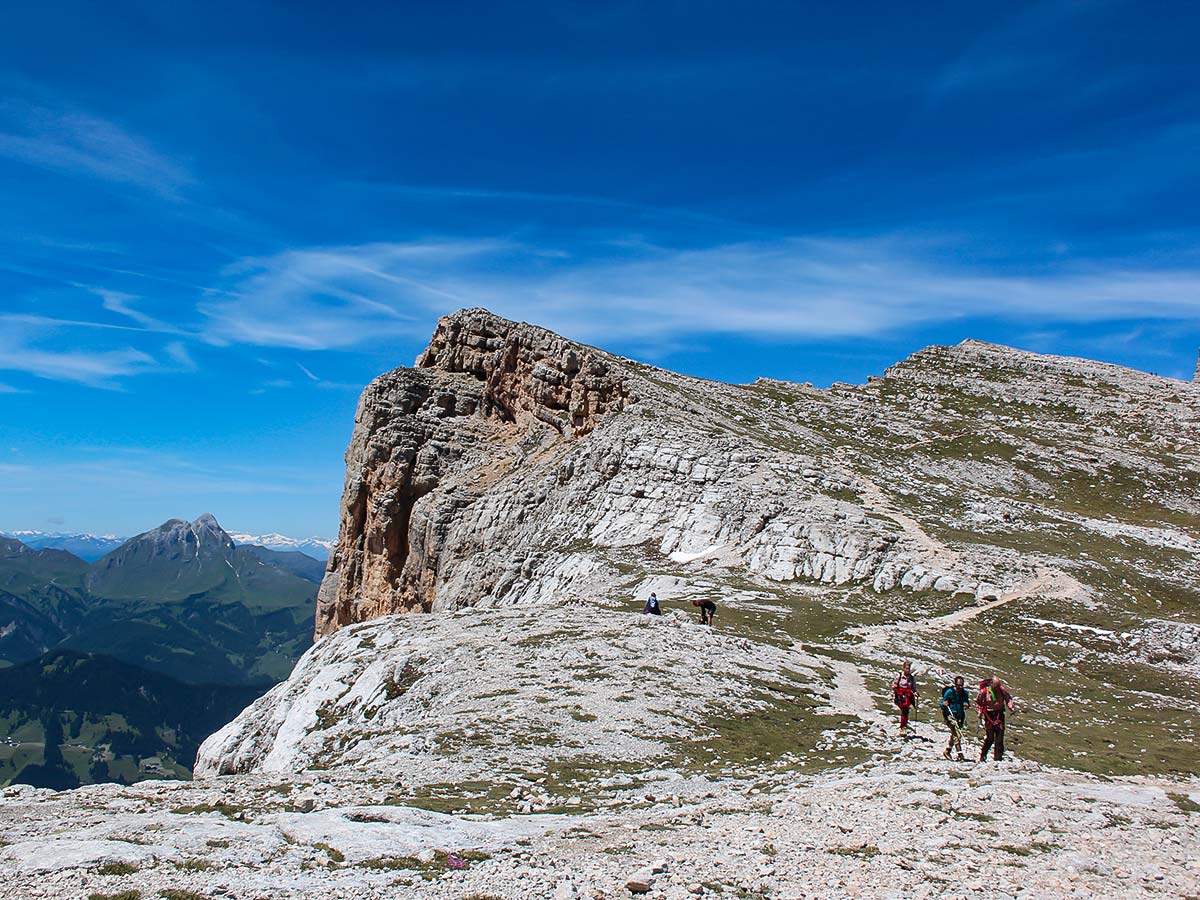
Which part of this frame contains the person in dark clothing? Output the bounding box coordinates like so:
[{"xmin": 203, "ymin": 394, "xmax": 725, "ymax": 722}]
[
  {"xmin": 977, "ymin": 674, "xmax": 1016, "ymax": 761},
  {"xmin": 941, "ymin": 676, "xmax": 970, "ymax": 761},
  {"xmin": 892, "ymin": 662, "xmax": 918, "ymax": 734},
  {"xmin": 691, "ymin": 598, "xmax": 716, "ymax": 625},
  {"xmin": 642, "ymin": 592, "xmax": 662, "ymax": 615}
]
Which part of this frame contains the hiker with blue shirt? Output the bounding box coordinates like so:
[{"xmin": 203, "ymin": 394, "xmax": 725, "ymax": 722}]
[
  {"xmin": 941, "ymin": 675, "xmax": 970, "ymax": 761},
  {"xmin": 642, "ymin": 592, "xmax": 662, "ymax": 616}
]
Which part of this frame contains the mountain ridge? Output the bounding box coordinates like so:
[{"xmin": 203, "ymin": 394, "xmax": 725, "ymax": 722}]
[
  {"xmin": 1, "ymin": 513, "xmax": 318, "ymax": 685},
  {"xmin": 202, "ymin": 308, "xmax": 1198, "ymax": 791},
  {"xmin": 3, "ymin": 308, "xmax": 1197, "ymax": 900},
  {"xmin": 2, "ymin": 528, "xmax": 334, "ymax": 563}
]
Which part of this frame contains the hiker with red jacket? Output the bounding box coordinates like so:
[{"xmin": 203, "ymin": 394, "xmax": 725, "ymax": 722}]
[
  {"xmin": 977, "ymin": 674, "xmax": 1017, "ymax": 761},
  {"xmin": 892, "ymin": 661, "xmax": 918, "ymax": 734}
]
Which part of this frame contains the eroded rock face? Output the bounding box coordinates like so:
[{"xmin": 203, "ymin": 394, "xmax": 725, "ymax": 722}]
[
  {"xmin": 314, "ymin": 367, "xmax": 486, "ymax": 635},
  {"xmin": 415, "ymin": 307, "xmax": 631, "ymax": 437},
  {"xmin": 316, "ymin": 310, "xmax": 634, "ymax": 636}
]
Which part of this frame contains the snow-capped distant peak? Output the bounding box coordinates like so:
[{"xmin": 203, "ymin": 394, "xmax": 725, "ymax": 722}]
[
  {"xmin": 2, "ymin": 530, "xmax": 123, "ymax": 540},
  {"xmin": 227, "ymin": 532, "xmax": 334, "ymax": 561},
  {"xmin": 0, "ymin": 530, "xmax": 128, "ymax": 561}
]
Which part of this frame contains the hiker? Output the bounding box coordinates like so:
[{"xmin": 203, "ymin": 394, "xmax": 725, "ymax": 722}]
[
  {"xmin": 977, "ymin": 674, "xmax": 1017, "ymax": 761},
  {"xmin": 892, "ymin": 661, "xmax": 918, "ymax": 733},
  {"xmin": 941, "ymin": 676, "xmax": 970, "ymax": 761},
  {"xmin": 691, "ymin": 598, "xmax": 716, "ymax": 625},
  {"xmin": 642, "ymin": 592, "xmax": 662, "ymax": 616}
]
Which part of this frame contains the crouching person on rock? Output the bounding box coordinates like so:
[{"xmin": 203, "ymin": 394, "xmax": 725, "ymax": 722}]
[
  {"xmin": 692, "ymin": 598, "xmax": 717, "ymax": 626},
  {"xmin": 941, "ymin": 676, "xmax": 970, "ymax": 761},
  {"xmin": 893, "ymin": 661, "xmax": 918, "ymax": 735},
  {"xmin": 977, "ymin": 674, "xmax": 1017, "ymax": 762}
]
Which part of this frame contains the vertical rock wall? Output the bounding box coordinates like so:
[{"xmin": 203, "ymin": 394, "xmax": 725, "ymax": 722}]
[{"xmin": 315, "ymin": 309, "xmax": 631, "ymax": 637}]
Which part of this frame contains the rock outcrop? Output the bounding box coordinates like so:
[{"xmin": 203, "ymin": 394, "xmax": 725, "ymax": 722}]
[
  {"xmin": 415, "ymin": 308, "xmax": 631, "ymax": 436},
  {"xmin": 316, "ymin": 310, "xmax": 637, "ymax": 635}
]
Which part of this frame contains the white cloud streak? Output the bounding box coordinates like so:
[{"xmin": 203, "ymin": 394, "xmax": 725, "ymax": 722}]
[
  {"xmin": 199, "ymin": 242, "xmax": 500, "ymax": 348},
  {"xmin": 0, "ymin": 101, "xmax": 192, "ymax": 197},
  {"xmin": 196, "ymin": 237, "xmax": 1200, "ymax": 351},
  {"xmin": 0, "ymin": 340, "xmax": 157, "ymax": 389}
]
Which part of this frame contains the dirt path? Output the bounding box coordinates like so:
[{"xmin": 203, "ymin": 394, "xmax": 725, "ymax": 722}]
[
  {"xmin": 844, "ymin": 468, "xmax": 960, "ymax": 571},
  {"xmin": 803, "ymin": 567, "xmax": 1087, "ymax": 728},
  {"xmin": 824, "ymin": 657, "xmax": 890, "ymax": 726},
  {"xmin": 855, "ymin": 567, "xmax": 1088, "ymax": 654}
]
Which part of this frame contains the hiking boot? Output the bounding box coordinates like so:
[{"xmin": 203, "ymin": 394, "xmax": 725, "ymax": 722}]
[
  {"xmin": 943, "ymin": 748, "xmax": 951, "ymax": 760},
  {"xmin": 956, "ymin": 753, "xmax": 966, "ymax": 762}
]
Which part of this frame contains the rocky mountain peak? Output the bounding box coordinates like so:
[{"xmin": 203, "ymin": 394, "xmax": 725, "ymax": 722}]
[
  {"xmin": 85, "ymin": 513, "xmax": 239, "ymax": 600},
  {"xmin": 192, "ymin": 512, "xmax": 223, "ymax": 532},
  {"xmin": 415, "ymin": 307, "xmax": 631, "ymax": 437},
  {"xmin": 314, "ymin": 309, "xmax": 638, "ymax": 634},
  {"xmin": 1194, "ymin": 348, "xmax": 1199, "ymax": 382}
]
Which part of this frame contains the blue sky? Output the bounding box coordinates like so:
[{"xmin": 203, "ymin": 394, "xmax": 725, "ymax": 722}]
[{"xmin": 1, "ymin": 0, "xmax": 1198, "ymax": 539}]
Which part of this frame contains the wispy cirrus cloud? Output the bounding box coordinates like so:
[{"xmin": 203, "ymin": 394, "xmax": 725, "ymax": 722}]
[
  {"xmin": 0, "ymin": 285, "xmax": 199, "ymax": 387},
  {"xmin": 0, "ymin": 101, "xmax": 192, "ymax": 197},
  {"xmin": 198, "ymin": 241, "xmax": 500, "ymax": 349},
  {"xmin": 0, "ymin": 338, "xmax": 158, "ymax": 389},
  {"xmin": 195, "ymin": 236, "xmax": 1200, "ymax": 352}
]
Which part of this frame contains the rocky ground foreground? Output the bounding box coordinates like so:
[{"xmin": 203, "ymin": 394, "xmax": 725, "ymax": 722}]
[
  {"xmin": 1, "ymin": 747, "xmax": 1196, "ymax": 900},
  {"xmin": 2, "ymin": 599, "xmax": 1197, "ymax": 900}
]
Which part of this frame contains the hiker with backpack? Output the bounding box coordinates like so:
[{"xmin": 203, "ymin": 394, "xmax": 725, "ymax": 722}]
[
  {"xmin": 976, "ymin": 674, "xmax": 1017, "ymax": 761},
  {"xmin": 940, "ymin": 675, "xmax": 971, "ymax": 761},
  {"xmin": 892, "ymin": 661, "xmax": 918, "ymax": 734},
  {"xmin": 692, "ymin": 598, "xmax": 717, "ymax": 626},
  {"xmin": 642, "ymin": 592, "xmax": 662, "ymax": 616}
]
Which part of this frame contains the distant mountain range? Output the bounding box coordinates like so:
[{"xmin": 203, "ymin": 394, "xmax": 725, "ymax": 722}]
[
  {"xmin": 0, "ymin": 531, "xmax": 127, "ymax": 562},
  {"xmin": 226, "ymin": 532, "xmax": 334, "ymax": 561},
  {"xmin": 0, "ymin": 513, "xmax": 319, "ymax": 685},
  {"xmin": 2, "ymin": 528, "xmax": 334, "ymax": 562},
  {"xmin": 0, "ymin": 513, "xmax": 323, "ymax": 787}
]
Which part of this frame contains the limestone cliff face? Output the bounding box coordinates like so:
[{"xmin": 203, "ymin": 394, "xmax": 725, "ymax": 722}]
[
  {"xmin": 316, "ymin": 311, "xmax": 1200, "ymax": 642},
  {"xmin": 315, "ymin": 309, "xmax": 632, "ymax": 636},
  {"xmin": 415, "ymin": 308, "xmax": 631, "ymax": 437}
]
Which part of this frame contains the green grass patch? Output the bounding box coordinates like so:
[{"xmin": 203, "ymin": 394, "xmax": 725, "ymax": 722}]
[
  {"xmin": 174, "ymin": 859, "xmax": 214, "ymax": 871},
  {"xmin": 358, "ymin": 849, "xmax": 489, "ymax": 879},
  {"xmin": 314, "ymin": 842, "xmax": 345, "ymax": 863},
  {"xmin": 1169, "ymin": 792, "xmax": 1200, "ymax": 814},
  {"xmin": 96, "ymin": 862, "xmax": 138, "ymax": 876}
]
